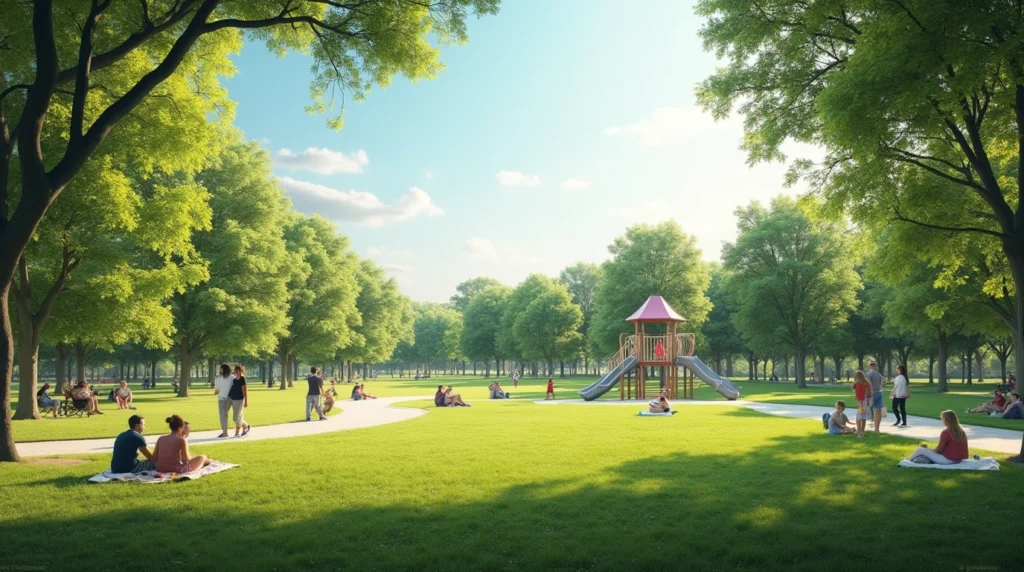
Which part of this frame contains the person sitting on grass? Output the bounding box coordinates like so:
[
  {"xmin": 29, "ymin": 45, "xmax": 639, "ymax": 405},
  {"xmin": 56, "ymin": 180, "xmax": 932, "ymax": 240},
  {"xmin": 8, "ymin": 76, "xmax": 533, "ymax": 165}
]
[
  {"xmin": 36, "ymin": 383, "xmax": 61, "ymax": 417},
  {"xmin": 357, "ymin": 384, "xmax": 377, "ymax": 400},
  {"xmin": 908, "ymin": 410, "xmax": 969, "ymax": 465},
  {"xmin": 435, "ymin": 385, "xmax": 469, "ymax": 407},
  {"xmin": 825, "ymin": 401, "xmax": 856, "ymax": 435},
  {"xmin": 351, "ymin": 383, "xmax": 362, "ymax": 401},
  {"xmin": 71, "ymin": 380, "xmax": 104, "ymax": 415},
  {"xmin": 110, "ymin": 415, "xmax": 156, "ymax": 474},
  {"xmin": 967, "ymin": 390, "xmax": 1007, "ymax": 414},
  {"xmin": 153, "ymin": 415, "xmax": 211, "ymax": 474},
  {"xmin": 648, "ymin": 394, "xmax": 671, "ymax": 414},
  {"xmin": 995, "ymin": 392, "xmax": 1023, "ymax": 419},
  {"xmin": 115, "ymin": 380, "xmax": 133, "ymax": 410},
  {"xmin": 322, "ymin": 388, "xmax": 336, "ymax": 413},
  {"xmin": 489, "ymin": 380, "xmax": 507, "ymax": 399}
]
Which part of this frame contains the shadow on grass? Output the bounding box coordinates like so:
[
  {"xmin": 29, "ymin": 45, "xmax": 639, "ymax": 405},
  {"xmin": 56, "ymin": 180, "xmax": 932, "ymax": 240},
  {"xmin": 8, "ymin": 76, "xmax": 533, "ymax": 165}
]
[{"xmin": 1, "ymin": 431, "xmax": 1020, "ymax": 572}]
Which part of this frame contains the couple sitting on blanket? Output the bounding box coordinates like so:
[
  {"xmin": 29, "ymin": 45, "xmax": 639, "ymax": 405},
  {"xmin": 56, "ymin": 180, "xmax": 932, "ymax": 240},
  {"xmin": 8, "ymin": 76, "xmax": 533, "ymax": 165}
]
[
  {"xmin": 110, "ymin": 415, "xmax": 211, "ymax": 475},
  {"xmin": 824, "ymin": 402, "xmax": 972, "ymax": 465}
]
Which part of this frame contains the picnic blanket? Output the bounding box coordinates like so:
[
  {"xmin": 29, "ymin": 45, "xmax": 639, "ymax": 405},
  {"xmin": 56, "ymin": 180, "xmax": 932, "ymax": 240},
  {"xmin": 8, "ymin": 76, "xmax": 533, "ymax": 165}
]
[
  {"xmin": 88, "ymin": 461, "xmax": 239, "ymax": 483},
  {"xmin": 637, "ymin": 410, "xmax": 677, "ymax": 417},
  {"xmin": 897, "ymin": 457, "xmax": 999, "ymax": 471}
]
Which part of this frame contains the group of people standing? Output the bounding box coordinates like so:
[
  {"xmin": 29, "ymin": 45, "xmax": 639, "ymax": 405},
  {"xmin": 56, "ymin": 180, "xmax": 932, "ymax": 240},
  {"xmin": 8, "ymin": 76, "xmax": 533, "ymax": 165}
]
[{"xmin": 828, "ymin": 361, "xmax": 909, "ymax": 437}]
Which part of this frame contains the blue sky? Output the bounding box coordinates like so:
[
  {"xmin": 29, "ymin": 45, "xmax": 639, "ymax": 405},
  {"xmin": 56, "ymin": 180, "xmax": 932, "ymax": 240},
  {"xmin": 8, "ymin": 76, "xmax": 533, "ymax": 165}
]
[{"xmin": 224, "ymin": 0, "xmax": 810, "ymax": 302}]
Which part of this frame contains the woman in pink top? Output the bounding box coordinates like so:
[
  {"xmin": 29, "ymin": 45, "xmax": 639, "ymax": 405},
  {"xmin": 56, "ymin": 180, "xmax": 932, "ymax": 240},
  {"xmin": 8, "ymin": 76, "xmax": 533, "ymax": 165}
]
[
  {"xmin": 152, "ymin": 415, "xmax": 211, "ymax": 474},
  {"xmin": 908, "ymin": 410, "xmax": 969, "ymax": 465}
]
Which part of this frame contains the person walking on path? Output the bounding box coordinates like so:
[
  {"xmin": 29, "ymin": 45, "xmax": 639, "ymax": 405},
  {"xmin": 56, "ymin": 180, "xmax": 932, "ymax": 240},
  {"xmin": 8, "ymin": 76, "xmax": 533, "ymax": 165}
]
[
  {"xmin": 213, "ymin": 363, "xmax": 235, "ymax": 439},
  {"xmin": 230, "ymin": 364, "xmax": 251, "ymax": 437},
  {"xmin": 852, "ymin": 371, "xmax": 872, "ymax": 438},
  {"xmin": 306, "ymin": 367, "xmax": 327, "ymax": 421},
  {"xmin": 891, "ymin": 364, "xmax": 910, "ymax": 427},
  {"xmin": 866, "ymin": 361, "xmax": 885, "ymax": 434},
  {"xmin": 546, "ymin": 377, "xmax": 555, "ymax": 400}
]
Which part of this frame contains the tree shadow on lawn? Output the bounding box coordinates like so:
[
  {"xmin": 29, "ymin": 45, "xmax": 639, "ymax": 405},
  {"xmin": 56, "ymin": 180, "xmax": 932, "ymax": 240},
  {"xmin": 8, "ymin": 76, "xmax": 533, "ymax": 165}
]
[{"xmin": 2, "ymin": 432, "xmax": 1020, "ymax": 572}]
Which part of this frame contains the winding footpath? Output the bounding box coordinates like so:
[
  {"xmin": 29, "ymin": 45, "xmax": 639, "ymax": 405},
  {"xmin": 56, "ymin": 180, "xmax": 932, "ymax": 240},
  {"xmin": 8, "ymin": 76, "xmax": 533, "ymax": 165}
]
[
  {"xmin": 537, "ymin": 398, "xmax": 1024, "ymax": 455},
  {"xmin": 19, "ymin": 396, "xmax": 431, "ymax": 458},
  {"xmin": 18, "ymin": 395, "xmax": 1023, "ymax": 458}
]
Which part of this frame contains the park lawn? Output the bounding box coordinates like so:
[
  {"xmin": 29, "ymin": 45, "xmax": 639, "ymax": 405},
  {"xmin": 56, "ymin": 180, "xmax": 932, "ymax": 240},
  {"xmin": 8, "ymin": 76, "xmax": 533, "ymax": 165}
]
[
  {"xmin": 0, "ymin": 401, "xmax": 1020, "ymax": 571},
  {"xmin": 10, "ymin": 381, "xmax": 342, "ymax": 443}
]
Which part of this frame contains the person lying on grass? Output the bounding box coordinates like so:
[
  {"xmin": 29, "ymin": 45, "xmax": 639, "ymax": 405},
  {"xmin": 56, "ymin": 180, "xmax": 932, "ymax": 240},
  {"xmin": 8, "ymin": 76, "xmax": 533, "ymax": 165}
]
[
  {"xmin": 966, "ymin": 390, "xmax": 1006, "ymax": 414},
  {"xmin": 110, "ymin": 415, "xmax": 156, "ymax": 474},
  {"xmin": 908, "ymin": 410, "xmax": 969, "ymax": 465},
  {"xmin": 826, "ymin": 401, "xmax": 856, "ymax": 435},
  {"xmin": 153, "ymin": 415, "xmax": 211, "ymax": 474},
  {"xmin": 649, "ymin": 394, "xmax": 671, "ymax": 414},
  {"xmin": 72, "ymin": 380, "xmax": 104, "ymax": 415},
  {"xmin": 115, "ymin": 380, "xmax": 133, "ymax": 410}
]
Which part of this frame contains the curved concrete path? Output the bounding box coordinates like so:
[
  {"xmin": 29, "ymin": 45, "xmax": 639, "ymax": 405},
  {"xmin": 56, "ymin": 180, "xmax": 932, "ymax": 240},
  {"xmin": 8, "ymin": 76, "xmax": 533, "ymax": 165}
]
[
  {"xmin": 19, "ymin": 396, "xmax": 432, "ymax": 458},
  {"xmin": 537, "ymin": 399, "xmax": 1024, "ymax": 455}
]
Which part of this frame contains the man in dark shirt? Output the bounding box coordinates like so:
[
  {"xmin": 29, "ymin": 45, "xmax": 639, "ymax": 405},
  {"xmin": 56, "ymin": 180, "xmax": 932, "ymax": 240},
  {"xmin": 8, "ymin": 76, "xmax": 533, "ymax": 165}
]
[
  {"xmin": 306, "ymin": 367, "xmax": 326, "ymax": 421},
  {"xmin": 110, "ymin": 415, "xmax": 155, "ymax": 474}
]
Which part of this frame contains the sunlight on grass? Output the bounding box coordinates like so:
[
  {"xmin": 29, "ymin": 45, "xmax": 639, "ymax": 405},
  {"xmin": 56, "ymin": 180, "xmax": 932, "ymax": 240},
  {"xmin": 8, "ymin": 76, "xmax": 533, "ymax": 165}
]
[{"xmin": 734, "ymin": 505, "xmax": 786, "ymax": 528}]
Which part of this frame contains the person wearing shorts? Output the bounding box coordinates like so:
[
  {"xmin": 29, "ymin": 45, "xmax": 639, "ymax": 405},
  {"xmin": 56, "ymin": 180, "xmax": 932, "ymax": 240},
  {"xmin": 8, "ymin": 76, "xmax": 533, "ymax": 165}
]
[
  {"xmin": 852, "ymin": 371, "xmax": 872, "ymax": 438},
  {"xmin": 827, "ymin": 401, "xmax": 856, "ymax": 435},
  {"xmin": 867, "ymin": 361, "xmax": 885, "ymax": 433}
]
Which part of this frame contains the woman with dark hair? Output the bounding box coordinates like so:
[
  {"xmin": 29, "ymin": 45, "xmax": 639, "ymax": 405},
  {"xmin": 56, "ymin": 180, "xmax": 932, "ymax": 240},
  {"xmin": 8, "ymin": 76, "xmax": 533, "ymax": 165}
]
[
  {"xmin": 71, "ymin": 379, "xmax": 103, "ymax": 415},
  {"xmin": 152, "ymin": 415, "xmax": 210, "ymax": 474},
  {"xmin": 891, "ymin": 364, "xmax": 910, "ymax": 427},
  {"xmin": 230, "ymin": 364, "xmax": 250, "ymax": 437}
]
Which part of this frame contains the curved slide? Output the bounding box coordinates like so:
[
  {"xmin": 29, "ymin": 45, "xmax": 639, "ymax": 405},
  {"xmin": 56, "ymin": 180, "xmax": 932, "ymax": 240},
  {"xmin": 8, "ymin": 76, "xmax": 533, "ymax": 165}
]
[
  {"xmin": 579, "ymin": 356, "xmax": 639, "ymax": 401},
  {"xmin": 675, "ymin": 356, "xmax": 740, "ymax": 400}
]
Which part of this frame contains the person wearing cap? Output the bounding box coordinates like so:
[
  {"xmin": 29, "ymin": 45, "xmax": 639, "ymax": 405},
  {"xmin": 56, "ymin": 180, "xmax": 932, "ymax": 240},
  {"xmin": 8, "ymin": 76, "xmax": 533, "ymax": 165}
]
[
  {"xmin": 110, "ymin": 415, "xmax": 155, "ymax": 474},
  {"xmin": 866, "ymin": 361, "xmax": 885, "ymax": 433}
]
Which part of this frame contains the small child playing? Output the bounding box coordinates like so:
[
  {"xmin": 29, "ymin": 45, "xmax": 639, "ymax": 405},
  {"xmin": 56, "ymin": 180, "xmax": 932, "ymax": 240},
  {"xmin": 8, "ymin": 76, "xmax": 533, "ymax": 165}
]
[
  {"xmin": 545, "ymin": 377, "xmax": 555, "ymax": 400},
  {"xmin": 825, "ymin": 401, "xmax": 856, "ymax": 435}
]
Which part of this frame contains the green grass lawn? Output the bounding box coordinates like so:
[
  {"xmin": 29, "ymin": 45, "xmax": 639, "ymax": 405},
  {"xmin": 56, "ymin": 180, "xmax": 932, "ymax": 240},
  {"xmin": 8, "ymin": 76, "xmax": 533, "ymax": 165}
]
[
  {"xmin": 1, "ymin": 401, "xmax": 1020, "ymax": 571},
  {"xmin": 10, "ymin": 373, "xmax": 1024, "ymax": 442}
]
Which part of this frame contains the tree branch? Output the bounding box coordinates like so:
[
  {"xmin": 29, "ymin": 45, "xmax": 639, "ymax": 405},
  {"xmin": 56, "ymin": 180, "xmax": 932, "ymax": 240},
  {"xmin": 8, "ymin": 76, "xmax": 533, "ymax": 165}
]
[
  {"xmin": 69, "ymin": 0, "xmax": 113, "ymax": 150},
  {"xmin": 891, "ymin": 207, "xmax": 1009, "ymax": 239}
]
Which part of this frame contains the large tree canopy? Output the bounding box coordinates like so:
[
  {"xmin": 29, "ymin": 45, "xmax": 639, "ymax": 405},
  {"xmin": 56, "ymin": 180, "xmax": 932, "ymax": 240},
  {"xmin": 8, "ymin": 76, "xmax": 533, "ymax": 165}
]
[
  {"xmin": 722, "ymin": 197, "xmax": 860, "ymax": 387},
  {"xmin": 589, "ymin": 221, "xmax": 712, "ymax": 357}
]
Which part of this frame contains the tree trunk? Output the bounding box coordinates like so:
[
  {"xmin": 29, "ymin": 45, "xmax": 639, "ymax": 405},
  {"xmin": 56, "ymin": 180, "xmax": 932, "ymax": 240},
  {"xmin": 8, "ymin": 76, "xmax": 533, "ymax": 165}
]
[
  {"xmin": 928, "ymin": 356, "xmax": 935, "ymax": 384},
  {"xmin": 12, "ymin": 308, "xmax": 41, "ymax": 420},
  {"xmin": 795, "ymin": 346, "xmax": 807, "ymax": 388},
  {"xmin": 279, "ymin": 349, "xmax": 290, "ymax": 390},
  {"xmin": 0, "ymin": 285, "xmax": 19, "ymax": 461},
  {"xmin": 178, "ymin": 340, "xmax": 197, "ymax": 398},
  {"xmin": 74, "ymin": 343, "xmax": 88, "ymax": 382},
  {"xmin": 966, "ymin": 348, "xmax": 974, "ymax": 386},
  {"xmin": 726, "ymin": 356, "xmax": 733, "ymax": 377},
  {"xmin": 936, "ymin": 333, "xmax": 949, "ymax": 393},
  {"xmin": 55, "ymin": 344, "xmax": 69, "ymax": 392}
]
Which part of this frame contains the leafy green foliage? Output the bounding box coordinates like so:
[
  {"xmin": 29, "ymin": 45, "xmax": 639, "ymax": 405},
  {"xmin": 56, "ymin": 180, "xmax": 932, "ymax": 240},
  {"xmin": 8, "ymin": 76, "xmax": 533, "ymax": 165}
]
[
  {"xmin": 460, "ymin": 285, "xmax": 512, "ymax": 365},
  {"xmin": 512, "ymin": 281, "xmax": 583, "ymax": 373}
]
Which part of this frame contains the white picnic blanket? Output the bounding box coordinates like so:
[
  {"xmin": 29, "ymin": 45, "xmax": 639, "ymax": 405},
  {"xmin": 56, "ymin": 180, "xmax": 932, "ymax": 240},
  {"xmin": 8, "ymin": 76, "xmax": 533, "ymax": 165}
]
[
  {"xmin": 898, "ymin": 457, "xmax": 1000, "ymax": 471},
  {"xmin": 88, "ymin": 461, "xmax": 239, "ymax": 483},
  {"xmin": 637, "ymin": 410, "xmax": 677, "ymax": 417}
]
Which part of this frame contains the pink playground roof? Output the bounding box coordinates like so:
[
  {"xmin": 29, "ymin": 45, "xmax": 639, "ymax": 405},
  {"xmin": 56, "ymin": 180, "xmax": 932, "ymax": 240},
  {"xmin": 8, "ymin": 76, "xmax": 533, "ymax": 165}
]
[{"xmin": 626, "ymin": 296, "xmax": 687, "ymax": 323}]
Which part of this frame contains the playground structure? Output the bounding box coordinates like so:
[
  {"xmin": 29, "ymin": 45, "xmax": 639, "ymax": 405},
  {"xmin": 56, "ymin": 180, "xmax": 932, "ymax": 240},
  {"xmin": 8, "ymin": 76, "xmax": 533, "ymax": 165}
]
[{"xmin": 578, "ymin": 296, "xmax": 740, "ymax": 401}]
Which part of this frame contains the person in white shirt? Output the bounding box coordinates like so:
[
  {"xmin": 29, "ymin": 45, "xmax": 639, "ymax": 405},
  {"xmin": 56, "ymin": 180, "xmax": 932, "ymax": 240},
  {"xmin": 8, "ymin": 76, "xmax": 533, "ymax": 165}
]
[
  {"xmin": 891, "ymin": 364, "xmax": 910, "ymax": 427},
  {"xmin": 212, "ymin": 363, "xmax": 235, "ymax": 438}
]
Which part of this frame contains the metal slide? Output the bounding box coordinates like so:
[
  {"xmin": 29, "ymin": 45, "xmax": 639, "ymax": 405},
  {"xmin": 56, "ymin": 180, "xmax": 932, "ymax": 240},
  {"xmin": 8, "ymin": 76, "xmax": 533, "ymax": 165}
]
[
  {"xmin": 675, "ymin": 356, "xmax": 740, "ymax": 400},
  {"xmin": 578, "ymin": 356, "xmax": 639, "ymax": 401}
]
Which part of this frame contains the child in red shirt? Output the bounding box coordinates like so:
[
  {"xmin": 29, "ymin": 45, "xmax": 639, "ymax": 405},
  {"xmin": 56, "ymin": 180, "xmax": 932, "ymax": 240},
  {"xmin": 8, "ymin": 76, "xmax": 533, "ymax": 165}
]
[
  {"xmin": 545, "ymin": 378, "xmax": 555, "ymax": 400},
  {"xmin": 851, "ymin": 371, "xmax": 872, "ymax": 438}
]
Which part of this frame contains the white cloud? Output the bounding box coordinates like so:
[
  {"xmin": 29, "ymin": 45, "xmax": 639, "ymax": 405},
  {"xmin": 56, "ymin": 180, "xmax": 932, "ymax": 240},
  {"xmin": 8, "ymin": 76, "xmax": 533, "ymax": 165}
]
[
  {"xmin": 605, "ymin": 106, "xmax": 711, "ymax": 147},
  {"xmin": 425, "ymin": 170, "xmax": 435, "ymax": 180},
  {"xmin": 463, "ymin": 237, "xmax": 498, "ymax": 260},
  {"xmin": 278, "ymin": 177, "xmax": 443, "ymax": 227},
  {"xmin": 274, "ymin": 147, "xmax": 369, "ymax": 175},
  {"xmin": 367, "ymin": 246, "xmax": 414, "ymax": 258},
  {"xmin": 496, "ymin": 170, "xmax": 541, "ymax": 188},
  {"xmin": 560, "ymin": 178, "xmax": 592, "ymax": 192}
]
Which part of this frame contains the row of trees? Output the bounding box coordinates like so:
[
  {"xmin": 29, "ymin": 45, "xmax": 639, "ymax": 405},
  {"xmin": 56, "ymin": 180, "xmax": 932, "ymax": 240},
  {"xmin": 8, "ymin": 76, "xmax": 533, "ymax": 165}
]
[{"xmin": 13, "ymin": 130, "xmax": 415, "ymax": 420}]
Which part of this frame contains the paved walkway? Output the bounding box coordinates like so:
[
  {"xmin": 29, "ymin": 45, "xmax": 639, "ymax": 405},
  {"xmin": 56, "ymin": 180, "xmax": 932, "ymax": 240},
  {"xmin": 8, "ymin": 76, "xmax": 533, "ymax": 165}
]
[
  {"xmin": 19, "ymin": 396, "xmax": 431, "ymax": 458},
  {"xmin": 537, "ymin": 399, "xmax": 1024, "ymax": 455}
]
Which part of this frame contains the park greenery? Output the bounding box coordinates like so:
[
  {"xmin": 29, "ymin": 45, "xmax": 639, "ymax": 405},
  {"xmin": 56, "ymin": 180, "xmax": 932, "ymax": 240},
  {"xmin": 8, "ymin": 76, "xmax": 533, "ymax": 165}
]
[{"xmin": 0, "ymin": 1, "xmax": 1022, "ymax": 467}]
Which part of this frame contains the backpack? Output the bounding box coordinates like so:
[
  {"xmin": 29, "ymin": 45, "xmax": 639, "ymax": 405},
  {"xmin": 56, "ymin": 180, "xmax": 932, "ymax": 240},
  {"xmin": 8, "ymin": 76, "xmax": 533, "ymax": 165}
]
[{"xmin": 821, "ymin": 412, "xmax": 831, "ymax": 430}]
